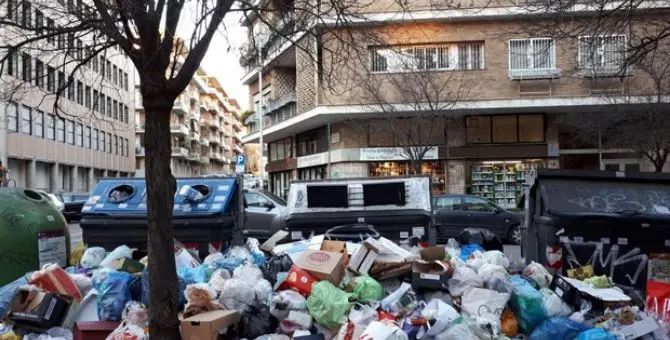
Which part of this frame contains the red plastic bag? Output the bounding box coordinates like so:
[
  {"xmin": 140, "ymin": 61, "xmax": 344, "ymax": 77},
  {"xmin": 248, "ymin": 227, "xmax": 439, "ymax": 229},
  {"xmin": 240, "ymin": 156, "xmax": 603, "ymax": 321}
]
[
  {"xmin": 278, "ymin": 265, "xmax": 317, "ymax": 297},
  {"xmin": 30, "ymin": 264, "xmax": 83, "ymax": 301},
  {"xmin": 647, "ymin": 280, "xmax": 670, "ymax": 321}
]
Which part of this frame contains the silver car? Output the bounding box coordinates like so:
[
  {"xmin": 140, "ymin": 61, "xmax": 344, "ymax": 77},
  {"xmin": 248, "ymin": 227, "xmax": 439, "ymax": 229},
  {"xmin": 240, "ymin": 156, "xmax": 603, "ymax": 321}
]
[{"xmin": 243, "ymin": 189, "xmax": 287, "ymax": 241}]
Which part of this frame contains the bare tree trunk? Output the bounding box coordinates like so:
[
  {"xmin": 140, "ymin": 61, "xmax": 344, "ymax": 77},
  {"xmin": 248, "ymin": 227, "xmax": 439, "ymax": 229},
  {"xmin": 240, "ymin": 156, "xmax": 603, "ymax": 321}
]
[{"xmin": 144, "ymin": 105, "xmax": 180, "ymax": 339}]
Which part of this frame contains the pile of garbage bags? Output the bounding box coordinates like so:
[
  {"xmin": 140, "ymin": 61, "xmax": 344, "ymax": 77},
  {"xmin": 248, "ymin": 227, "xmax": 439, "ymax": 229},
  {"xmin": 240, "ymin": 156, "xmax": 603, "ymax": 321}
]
[{"xmin": 1, "ymin": 232, "xmax": 670, "ymax": 340}]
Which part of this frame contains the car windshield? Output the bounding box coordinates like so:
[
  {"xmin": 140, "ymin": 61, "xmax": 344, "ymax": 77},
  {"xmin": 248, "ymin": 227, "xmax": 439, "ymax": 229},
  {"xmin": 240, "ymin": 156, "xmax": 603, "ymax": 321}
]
[{"xmin": 263, "ymin": 191, "xmax": 287, "ymax": 206}]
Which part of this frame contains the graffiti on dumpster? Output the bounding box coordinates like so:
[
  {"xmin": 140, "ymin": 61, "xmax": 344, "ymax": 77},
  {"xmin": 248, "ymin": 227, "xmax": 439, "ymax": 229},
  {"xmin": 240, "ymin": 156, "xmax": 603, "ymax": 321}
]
[
  {"xmin": 546, "ymin": 184, "xmax": 670, "ymax": 214},
  {"xmin": 562, "ymin": 240, "xmax": 648, "ymax": 291},
  {"xmin": 0, "ymin": 208, "xmax": 27, "ymax": 232}
]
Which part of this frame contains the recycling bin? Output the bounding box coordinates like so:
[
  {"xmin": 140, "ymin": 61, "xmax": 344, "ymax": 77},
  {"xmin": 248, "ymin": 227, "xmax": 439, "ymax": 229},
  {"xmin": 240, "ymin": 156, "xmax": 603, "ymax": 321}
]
[
  {"xmin": 285, "ymin": 176, "xmax": 435, "ymax": 245},
  {"xmin": 0, "ymin": 188, "xmax": 69, "ymax": 285},
  {"xmin": 80, "ymin": 176, "xmax": 244, "ymax": 258}
]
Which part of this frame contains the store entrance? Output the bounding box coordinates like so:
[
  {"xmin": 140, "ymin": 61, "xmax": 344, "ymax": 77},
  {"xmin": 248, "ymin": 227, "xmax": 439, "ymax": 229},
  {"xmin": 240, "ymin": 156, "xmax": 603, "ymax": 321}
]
[{"xmin": 468, "ymin": 160, "xmax": 544, "ymax": 210}]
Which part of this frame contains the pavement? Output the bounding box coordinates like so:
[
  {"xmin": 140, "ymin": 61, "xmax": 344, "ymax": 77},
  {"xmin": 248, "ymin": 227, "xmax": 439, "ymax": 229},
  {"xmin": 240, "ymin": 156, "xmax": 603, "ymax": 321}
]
[{"xmin": 69, "ymin": 223, "xmax": 522, "ymax": 257}]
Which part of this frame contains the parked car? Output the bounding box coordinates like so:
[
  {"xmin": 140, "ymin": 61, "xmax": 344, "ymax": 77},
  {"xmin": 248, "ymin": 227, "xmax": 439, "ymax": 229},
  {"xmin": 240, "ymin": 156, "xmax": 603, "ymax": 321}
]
[
  {"xmin": 58, "ymin": 192, "xmax": 90, "ymax": 223},
  {"xmin": 432, "ymin": 194, "xmax": 523, "ymax": 244},
  {"xmin": 35, "ymin": 190, "xmax": 65, "ymax": 211},
  {"xmin": 243, "ymin": 189, "xmax": 287, "ymax": 240}
]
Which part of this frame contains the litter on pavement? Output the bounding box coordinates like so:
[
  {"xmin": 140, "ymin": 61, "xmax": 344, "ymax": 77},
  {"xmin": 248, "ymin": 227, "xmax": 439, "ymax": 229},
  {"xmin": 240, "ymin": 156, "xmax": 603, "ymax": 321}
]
[{"xmin": 2, "ymin": 229, "xmax": 670, "ymax": 340}]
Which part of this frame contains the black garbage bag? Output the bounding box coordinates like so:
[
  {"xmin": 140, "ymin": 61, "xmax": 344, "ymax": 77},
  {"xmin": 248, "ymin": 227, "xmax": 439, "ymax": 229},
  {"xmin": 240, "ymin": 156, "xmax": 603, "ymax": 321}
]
[
  {"xmin": 458, "ymin": 228, "xmax": 504, "ymax": 251},
  {"xmin": 263, "ymin": 254, "xmax": 293, "ymax": 286},
  {"xmin": 238, "ymin": 302, "xmax": 278, "ymax": 339}
]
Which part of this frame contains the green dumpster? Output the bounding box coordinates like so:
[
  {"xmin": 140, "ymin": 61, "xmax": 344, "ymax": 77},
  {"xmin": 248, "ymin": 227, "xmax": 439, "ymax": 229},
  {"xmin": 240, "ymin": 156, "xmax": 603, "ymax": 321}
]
[{"xmin": 0, "ymin": 188, "xmax": 70, "ymax": 286}]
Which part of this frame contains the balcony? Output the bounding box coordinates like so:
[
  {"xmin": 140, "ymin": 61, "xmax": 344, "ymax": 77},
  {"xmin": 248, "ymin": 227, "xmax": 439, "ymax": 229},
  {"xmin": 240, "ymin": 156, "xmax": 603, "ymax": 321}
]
[
  {"xmin": 170, "ymin": 124, "xmax": 189, "ymax": 136},
  {"xmin": 206, "ymin": 100, "xmax": 218, "ymax": 113},
  {"xmin": 200, "ymin": 137, "xmax": 210, "ymax": 146},
  {"xmin": 208, "ymin": 134, "xmax": 220, "ymax": 145},
  {"xmin": 199, "ymin": 156, "xmax": 210, "ymax": 164},
  {"xmin": 207, "ymin": 118, "xmax": 220, "ymax": 130},
  {"xmin": 210, "ymin": 152, "xmax": 222, "ymax": 161},
  {"xmin": 190, "ymin": 130, "xmax": 200, "ymax": 141},
  {"xmin": 136, "ymin": 147, "xmax": 145, "ymax": 157},
  {"xmin": 222, "ymin": 143, "xmax": 231, "ymax": 152},
  {"xmin": 173, "ymin": 95, "xmax": 190, "ymax": 116},
  {"xmin": 233, "ymin": 134, "xmax": 242, "ymax": 143},
  {"xmin": 188, "ymin": 152, "xmax": 201, "ymax": 162},
  {"xmin": 172, "ymin": 147, "xmax": 189, "ymax": 158},
  {"xmin": 136, "ymin": 123, "xmax": 145, "ymax": 133},
  {"xmin": 233, "ymin": 144, "xmax": 244, "ymax": 154}
]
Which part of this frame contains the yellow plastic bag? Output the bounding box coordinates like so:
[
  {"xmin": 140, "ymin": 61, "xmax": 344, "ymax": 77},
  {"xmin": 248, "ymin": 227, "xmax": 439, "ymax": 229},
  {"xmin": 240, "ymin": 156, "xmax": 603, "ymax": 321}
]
[{"xmin": 70, "ymin": 241, "xmax": 86, "ymax": 266}]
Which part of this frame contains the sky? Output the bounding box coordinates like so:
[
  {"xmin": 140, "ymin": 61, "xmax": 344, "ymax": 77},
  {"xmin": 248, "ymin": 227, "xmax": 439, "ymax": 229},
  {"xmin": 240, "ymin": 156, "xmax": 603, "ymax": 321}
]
[{"xmin": 177, "ymin": 5, "xmax": 249, "ymax": 111}]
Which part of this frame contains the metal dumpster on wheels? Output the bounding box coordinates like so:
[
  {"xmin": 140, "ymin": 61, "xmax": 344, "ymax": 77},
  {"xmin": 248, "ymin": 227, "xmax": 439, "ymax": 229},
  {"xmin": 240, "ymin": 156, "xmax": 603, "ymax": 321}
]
[{"xmin": 80, "ymin": 176, "xmax": 245, "ymax": 258}]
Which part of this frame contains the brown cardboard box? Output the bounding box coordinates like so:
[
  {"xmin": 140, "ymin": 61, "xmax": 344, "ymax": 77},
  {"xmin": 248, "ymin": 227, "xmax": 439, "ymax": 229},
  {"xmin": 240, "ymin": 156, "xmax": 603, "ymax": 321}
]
[
  {"xmin": 180, "ymin": 310, "xmax": 240, "ymax": 340},
  {"xmin": 5, "ymin": 289, "xmax": 80, "ymax": 334},
  {"xmin": 295, "ymin": 250, "xmax": 346, "ymax": 285},
  {"xmin": 321, "ymin": 240, "xmax": 349, "ymax": 265},
  {"xmin": 348, "ymin": 239, "xmax": 380, "ymax": 275}
]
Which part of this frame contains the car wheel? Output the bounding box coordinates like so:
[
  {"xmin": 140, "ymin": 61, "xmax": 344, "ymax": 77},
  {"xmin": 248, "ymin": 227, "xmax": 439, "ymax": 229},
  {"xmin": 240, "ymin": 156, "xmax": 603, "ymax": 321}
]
[{"xmin": 508, "ymin": 224, "xmax": 522, "ymax": 245}]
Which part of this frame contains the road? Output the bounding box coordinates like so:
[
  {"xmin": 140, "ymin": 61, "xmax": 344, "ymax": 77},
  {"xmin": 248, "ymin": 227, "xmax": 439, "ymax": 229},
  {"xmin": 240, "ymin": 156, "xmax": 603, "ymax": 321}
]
[{"xmin": 69, "ymin": 223, "xmax": 522, "ymax": 258}]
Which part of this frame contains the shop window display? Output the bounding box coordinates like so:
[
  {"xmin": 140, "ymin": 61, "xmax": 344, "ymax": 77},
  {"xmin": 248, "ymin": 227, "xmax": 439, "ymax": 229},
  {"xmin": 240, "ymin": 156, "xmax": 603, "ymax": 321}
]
[
  {"xmin": 369, "ymin": 161, "xmax": 446, "ymax": 193},
  {"xmin": 469, "ymin": 160, "xmax": 543, "ymax": 209}
]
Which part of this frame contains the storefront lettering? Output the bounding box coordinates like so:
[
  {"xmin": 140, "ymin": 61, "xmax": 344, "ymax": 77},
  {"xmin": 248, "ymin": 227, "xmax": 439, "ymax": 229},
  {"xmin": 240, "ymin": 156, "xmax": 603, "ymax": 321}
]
[
  {"xmin": 360, "ymin": 147, "xmax": 438, "ymax": 161},
  {"xmin": 297, "ymin": 152, "xmax": 328, "ymax": 168}
]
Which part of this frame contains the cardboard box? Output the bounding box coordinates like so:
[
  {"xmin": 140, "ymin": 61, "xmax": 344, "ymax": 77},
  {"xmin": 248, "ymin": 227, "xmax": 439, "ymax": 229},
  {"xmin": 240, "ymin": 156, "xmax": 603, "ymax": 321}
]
[
  {"xmin": 73, "ymin": 321, "xmax": 120, "ymax": 340},
  {"xmin": 348, "ymin": 238, "xmax": 380, "ymax": 275},
  {"xmin": 321, "ymin": 240, "xmax": 349, "ymax": 265},
  {"xmin": 180, "ymin": 310, "xmax": 240, "ymax": 340},
  {"xmin": 411, "ymin": 260, "xmax": 452, "ymax": 291},
  {"xmin": 112, "ymin": 257, "xmax": 145, "ymax": 273},
  {"xmin": 295, "ymin": 250, "xmax": 345, "ymax": 285},
  {"xmin": 617, "ymin": 316, "xmax": 660, "ymax": 338},
  {"xmin": 550, "ymin": 275, "xmax": 631, "ymax": 313},
  {"xmin": 5, "ymin": 290, "xmax": 79, "ymax": 333}
]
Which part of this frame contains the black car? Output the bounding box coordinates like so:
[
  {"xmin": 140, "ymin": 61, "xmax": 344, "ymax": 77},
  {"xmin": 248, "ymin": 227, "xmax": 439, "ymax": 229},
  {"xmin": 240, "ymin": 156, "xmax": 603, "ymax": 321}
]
[
  {"xmin": 58, "ymin": 192, "xmax": 90, "ymax": 223},
  {"xmin": 432, "ymin": 194, "xmax": 523, "ymax": 244}
]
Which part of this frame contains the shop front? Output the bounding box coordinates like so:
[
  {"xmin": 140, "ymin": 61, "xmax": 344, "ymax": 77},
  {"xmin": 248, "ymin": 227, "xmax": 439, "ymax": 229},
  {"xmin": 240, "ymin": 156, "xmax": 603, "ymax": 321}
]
[
  {"xmin": 468, "ymin": 159, "xmax": 544, "ymax": 209},
  {"xmin": 369, "ymin": 160, "xmax": 446, "ymax": 194}
]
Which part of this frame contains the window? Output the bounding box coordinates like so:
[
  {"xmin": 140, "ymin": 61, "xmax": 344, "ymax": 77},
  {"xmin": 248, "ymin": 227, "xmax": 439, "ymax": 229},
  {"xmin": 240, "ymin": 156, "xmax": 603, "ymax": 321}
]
[
  {"xmin": 124, "ymin": 105, "xmax": 128, "ymax": 123},
  {"xmin": 434, "ymin": 196, "xmax": 461, "ymax": 210},
  {"xmin": 67, "ymin": 76, "xmax": 74, "ymax": 100},
  {"xmin": 578, "ymin": 35, "xmax": 627, "ymax": 73},
  {"xmin": 76, "ymin": 81, "xmax": 83, "ymax": 104},
  {"xmin": 93, "ymin": 128, "xmax": 98, "ymax": 150},
  {"xmin": 99, "ymin": 130, "xmax": 105, "ymax": 151},
  {"xmin": 56, "ymin": 118, "xmax": 65, "ymax": 142},
  {"xmin": 466, "ymin": 114, "xmax": 545, "ymax": 144},
  {"xmin": 370, "ymin": 42, "xmax": 484, "ymax": 73},
  {"xmin": 47, "ymin": 66, "xmax": 55, "ymax": 92},
  {"xmin": 20, "ymin": 105, "xmax": 31, "ymax": 135},
  {"xmin": 100, "ymin": 56, "xmax": 105, "ymax": 78},
  {"xmin": 106, "ymin": 61, "xmax": 111, "ymax": 80},
  {"xmin": 245, "ymin": 192, "xmax": 271, "ymax": 208},
  {"xmin": 76, "ymin": 39, "xmax": 83, "ymax": 60},
  {"xmin": 57, "ymin": 71, "xmax": 65, "ymax": 92},
  {"xmin": 463, "ymin": 196, "xmax": 497, "ymax": 213},
  {"xmin": 21, "ymin": 52, "xmax": 31, "ymax": 82},
  {"xmin": 35, "ymin": 10, "xmax": 44, "ymax": 35},
  {"xmin": 112, "ymin": 65, "xmax": 118, "ymax": 85},
  {"xmin": 67, "ymin": 33, "xmax": 74, "ymax": 51},
  {"xmin": 75, "ymin": 123, "xmax": 83, "ymax": 146},
  {"xmin": 106, "ymin": 97, "xmax": 112, "ymax": 117},
  {"xmin": 113, "ymin": 135, "xmax": 118, "ymax": 155},
  {"xmin": 7, "ymin": 0, "xmax": 14, "ymax": 21},
  {"xmin": 119, "ymin": 138, "xmax": 124, "ymax": 156},
  {"xmin": 21, "ymin": 1, "xmax": 31, "ymax": 28},
  {"xmin": 508, "ymin": 38, "xmax": 556, "ymax": 75},
  {"xmin": 124, "ymin": 138, "xmax": 129, "ymax": 157},
  {"xmin": 123, "ymin": 72, "xmax": 128, "ymax": 90},
  {"xmin": 118, "ymin": 69, "xmax": 123, "ymax": 87},
  {"xmin": 100, "ymin": 94, "xmax": 106, "ymax": 115},
  {"xmin": 46, "ymin": 114, "xmax": 55, "ymax": 140},
  {"xmin": 5, "ymin": 50, "xmax": 16, "ymax": 76},
  {"xmin": 84, "ymin": 86, "xmax": 91, "ymax": 108},
  {"xmin": 92, "ymin": 56, "xmax": 98, "ymax": 72},
  {"xmin": 34, "ymin": 110, "xmax": 43, "ymax": 138},
  {"xmin": 66, "ymin": 120, "xmax": 74, "ymax": 144},
  {"xmin": 35, "ymin": 60, "xmax": 44, "ymax": 88},
  {"xmin": 84, "ymin": 126, "xmax": 91, "ymax": 148},
  {"xmin": 93, "ymin": 90, "xmax": 99, "ymax": 111},
  {"xmin": 457, "ymin": 43, "xmax": 484, "ymax": 70},
  {"xmin": 107, "ymin": 132, "xmax": 112, "ymax": 153},
  {"xmin": 113, "ymin": 100, "xmax": 118, "ymax": 119},
  {"xmin": 492, "ymin": 116, "xmax": 517, "ymax": 143},
  {"xmin": 6, "ymin": 102, "xmax": 17, "ymax": 132},
  {"xmin": 46, "ymin": 19, "xmax": 55, "ymax": 45}
]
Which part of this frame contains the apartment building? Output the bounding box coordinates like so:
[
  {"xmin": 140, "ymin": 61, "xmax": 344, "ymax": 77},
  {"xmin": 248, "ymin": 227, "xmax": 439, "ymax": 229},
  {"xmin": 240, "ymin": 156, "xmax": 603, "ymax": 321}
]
[
  {"xmin": 0, "ymin": 0, "xmax": 135, "ymax": 192},
  {"xmin": 240, "ymin": 0, "xmax": 670, "ymax": 205},
  {"xmin": 134, "ymin": 70, "xmax": 244, "ymax": 177}
]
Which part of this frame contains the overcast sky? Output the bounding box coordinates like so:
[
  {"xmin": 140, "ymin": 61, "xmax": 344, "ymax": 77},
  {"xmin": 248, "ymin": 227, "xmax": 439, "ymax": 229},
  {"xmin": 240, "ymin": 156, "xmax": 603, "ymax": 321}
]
[{"xmin": 177, "ymin": 6, "xmax": 249, "ymax": 111}]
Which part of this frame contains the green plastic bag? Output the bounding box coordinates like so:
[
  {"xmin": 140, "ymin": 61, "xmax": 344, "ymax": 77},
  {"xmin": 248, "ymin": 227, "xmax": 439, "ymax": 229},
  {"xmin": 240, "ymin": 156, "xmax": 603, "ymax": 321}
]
[
  {"xmin": 307, "ymin": 281, "xmax": 352, "ymax": 329},
  {"xmin": 350, "ymin": 275, "xmax": 383, "ymax": 302}
]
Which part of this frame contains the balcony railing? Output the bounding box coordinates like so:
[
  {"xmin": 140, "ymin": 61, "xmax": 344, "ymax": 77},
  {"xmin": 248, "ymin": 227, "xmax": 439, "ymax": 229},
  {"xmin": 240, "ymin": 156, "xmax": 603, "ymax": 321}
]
[
  {"xmin": 199, "ymin": 156, "xmax": 210, "ymax": 164},
  {"xmin": 208, "ymin": 134, "xmax": 220, "ymax": 144},
  {"xmin": 170, "ymin": 124, "xmax": 189, "ymax": 136},
  {"xmin": 200, "ymin": 137, "xmax": 210, "ymax": 146},
  {"xmin": 241, "ymin": 19, "xmax": 296, "ymax": 74},
  {"xmin": 172, "ymin": 147, "xmax": 189, "ymax": 158},
  {"xmin": 173, "ymin": 95, "xmax": 189, "ymax": 115},
  {"xmin": 136, "ymin": 123, "xmax": 145, "ymax": 133},
  {"xmin": 188, "ymin": 152, "xmax": 201, "ymax": 162}
]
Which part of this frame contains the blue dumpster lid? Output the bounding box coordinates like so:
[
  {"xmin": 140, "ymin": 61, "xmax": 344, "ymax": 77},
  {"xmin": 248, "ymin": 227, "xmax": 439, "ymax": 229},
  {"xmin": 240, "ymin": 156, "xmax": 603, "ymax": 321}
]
[{"xmin": 82, "ymin": 177, "xmax": 238, "ymax": 216}]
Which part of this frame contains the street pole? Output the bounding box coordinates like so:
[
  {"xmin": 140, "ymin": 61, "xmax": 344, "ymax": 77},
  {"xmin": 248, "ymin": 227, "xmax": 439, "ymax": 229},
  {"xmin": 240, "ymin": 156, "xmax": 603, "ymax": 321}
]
[{"xmin": 257, "ymin": 46, "xmax": 265, "ymax": 189}]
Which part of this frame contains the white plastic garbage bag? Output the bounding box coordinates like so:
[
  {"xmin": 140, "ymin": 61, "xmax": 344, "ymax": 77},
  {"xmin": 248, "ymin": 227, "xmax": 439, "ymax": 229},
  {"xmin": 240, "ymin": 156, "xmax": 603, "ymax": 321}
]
[
  {"xmin": 481, "ymin": 251, "xmax": 510, "ymax": 269},
  {"xmin": 461, "ymin": 288, "xmax": 510, "ymax": 321},
  {"xmin": 448, "ymin": 266, "xmax": 483, "ymax": 297},
  {"xmin": 540, "ymin": 288, "xmax": 573, "ymax": 317},
  {"xmin": 478, "ymin": 264, "xmax": 514, "ymax": 293},
  {"xmin": 523, "ymin": 262, "xmax": 552, "ymax": 289},
  {"xmin": 24, "ymin": 328, "xmax": 73, "ymax": 340},
  {"xmin": 208, "ymin": 268, "xmax": 231, "ymax": 293},
  {"xmin": 270, "ymin": 290, "xmax": 308, "ymax": 320},
  {"xmin": 254, "ymin": 279, "xmax": 273, "ymax": 303},
  {"xmin": 233, "ymin": 264, "xmax": 263, "ymax": 285},
  {"xmin": 99, "ymin": 246, "xmax": 132, "ymax": 269},
  {"xmin": 81, "ymin": 247, "xmax": 106, "ymax": 269},
  {"xmin": 436, "ymin": 323, "xmax": 475, "ymax": 340},
  {"xmin": 417, "ymin": 299, "xmax": 461, "ymax": 339},
  {"xmin": 220, "ymin": 278, "xmax": 255, "ymax": 310}
]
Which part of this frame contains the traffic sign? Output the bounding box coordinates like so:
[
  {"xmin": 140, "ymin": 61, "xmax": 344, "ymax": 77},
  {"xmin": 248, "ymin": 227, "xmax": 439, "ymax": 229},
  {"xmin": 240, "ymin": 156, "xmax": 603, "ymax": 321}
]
[{"xmin": 235, "ymin": 155, "xmax": 245, "ymax": 174}]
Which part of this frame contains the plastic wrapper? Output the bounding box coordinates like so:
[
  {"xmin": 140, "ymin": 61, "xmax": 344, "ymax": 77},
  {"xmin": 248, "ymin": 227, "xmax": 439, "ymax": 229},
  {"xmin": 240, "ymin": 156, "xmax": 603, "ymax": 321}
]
[
  {"xmin": 460, "ymin": 244, "xmax": 485, "ymax": 262},
  {"xmin": 23, "ymin": 328, "xmax": 73, "ymax": 340},
  {"xmin": 203, "ymin": 252, "xmax": 224, "ymax": 265},
  {"xmin": 212, "ymin": 246, "xmax": 253, "ymax": 272},
  {"xmin": 239, "ymin": 302, "xmax": 278, "ymax": 339},
  {"xmin": 93, "ymin": 270, "xmax": 133, "ymax": 321},
  {"xmin": 461, "ymin": 288, "xmax": 510, "ymax": 320},
  {"xmin": 121, "ymin": 301, "xmax": 149, "ymax": 328},
  {"xmin": 583, "ymin": 275, "xmax": 613, "ymax": 288},
  {"xmin": 468, "ymin": 312, "xmax": 503, "ymax": 340},
  {"xmin": 100, "ymin": 246, "xmax": 133, "ymax": 269},
  {"xmin": 307, "ymin": 281, "xmax": 353, "ymax": 329},
  {"xmin": 349, "ymin": 275, "xmax": 383, "ymax": 302},
  {"xmin": 70, "ymin": 242, "xmax": 86, "ymax": 267},
  {"xmin": 529, "ymin": 317, "xmax": 591, "ymax": 340},
  {"xmin": 70, "ymin": 273, "xmax": 93, "ymax": 295},
  {"xmin": 263, "ymin": 254, "xmax": 293, "ymax": 286},
  {"xmin": 220, "ymin": 278, "xmax": 255, "ymax": 311},
  {"xmin": 576, "ymin": 328, "xmax": 616, "ymax": 340},
  {"xmin": 540, "ymin": 288, "xmax": 573, "ymax": 317},
  {"xmin": 177, "ymin": 264, "xmax": 210, "ymax": 284},
  {"xmin": 420, "ymin": 299, "xmax": 462, "ymax": 337},
  {"xmin": 478, "ymin": 264, "xmax": 514, "ymax": 293},
  {"xmin": 81, "ymin": 247, "xmax": 107, "ymax": 269},
  {"xmin": 523, "ymin": 262, "xmax": 552, "ymax": 289},
  {"xmin": 208, "ymin": 268, "xmax": 231, "ymax": 293},
  {"xmin": 448, "ymin": 265, "xmax": 483, "ymax": 297},
  {"xmin": 381, "ymin": 282, "xmax": 417, "ymax": 314},
  {"xmin": 247, "ymin": 238, "xmax": 266, "ymax": 267},
  {"xmin": 270, "ymin": 290, "xmax": 308, "ymax": 320},
  {"xmin": 0, "ymin": 274, "xmax": 31, "ymax": 317},
  {"xmin": 140, "ymin": 268, "xmax": 187, "ymax": 308},
  {"xmin": 254, "ymin": 279, "xmax": 273, "ymax": 303},
  {"xmin": 481, "ymin": 251, "xmax": 510, "ymax": 268},
  {"xmin": 233, "ymin": 264, "xmax": 263, "ymax": 285},
  {"xmin": 509, "ymin": 275, "xmax": 547, "ymax": 334}
]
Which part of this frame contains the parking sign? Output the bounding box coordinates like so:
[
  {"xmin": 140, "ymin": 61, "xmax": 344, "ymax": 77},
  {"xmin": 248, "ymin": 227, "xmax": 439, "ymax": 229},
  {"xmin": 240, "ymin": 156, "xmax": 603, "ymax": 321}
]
[{"xmin": 235, "ymin": 155, "xmax": 245, "ymax": 174}]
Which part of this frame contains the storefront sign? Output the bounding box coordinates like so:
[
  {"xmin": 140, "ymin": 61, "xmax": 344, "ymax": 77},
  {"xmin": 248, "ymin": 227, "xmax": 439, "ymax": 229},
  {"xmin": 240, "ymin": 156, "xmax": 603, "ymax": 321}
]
[
  {"xmin": 360, "ymin": 147, "xmax": 438, "ymax": 161},
  {"xmin": 297, "ymin": 152, "xmax": 328, "ymax": 168}
]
